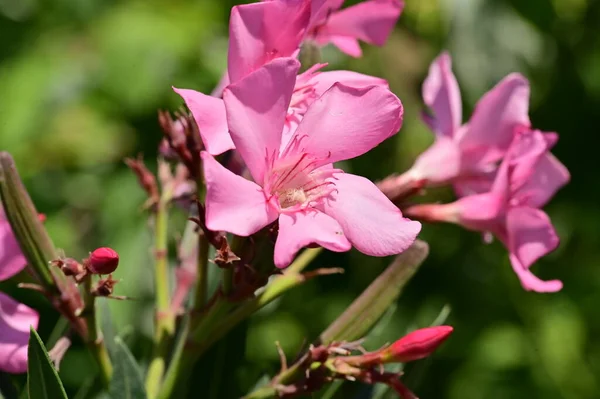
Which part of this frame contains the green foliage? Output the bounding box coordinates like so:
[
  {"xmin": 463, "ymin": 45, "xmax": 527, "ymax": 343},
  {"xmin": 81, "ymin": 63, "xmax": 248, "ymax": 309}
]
[
  {"xmin": 27, "ymin": 328, "xmax": 68, "ymax": 399},
  {"xmin": 108, "ymin": 338, "xmax": 147, "ymax": 399}
]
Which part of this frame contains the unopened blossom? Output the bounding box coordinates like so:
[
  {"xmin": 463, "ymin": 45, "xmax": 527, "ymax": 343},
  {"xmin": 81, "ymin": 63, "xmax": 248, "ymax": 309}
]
[
  {"xmin": 401, "ymin": 52, "xmax": 537, "ymax": 193},
  {"xmin": 202, "ymin": 57, "xmax": 420, "ymax": 268},
  {"xmin": 406, "ymin": 130, "xmax": 569, "ymax": 292},
  {"xmin": 306, "ymin": 0, "xmax": 404, "ymax": 57},
  {"xmin": 174, "ymin": 64, "xmax": 387, "ymax": 156},
  {"xmin": 345, "ymin": 326, "xmax": 453, "ymax": 367},
  {"xmin": 0, "ymin": 206, "xmax": 39, "ymax": 373}
]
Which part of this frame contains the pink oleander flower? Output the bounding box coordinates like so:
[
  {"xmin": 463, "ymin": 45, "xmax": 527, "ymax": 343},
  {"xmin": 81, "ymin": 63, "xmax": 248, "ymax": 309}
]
[
  {"xmin": 406, "ymin": 130, "xmax": 569, "ymax": 292},
  {"xmin": 306, "ymin": 0, "xmax": 404, "ymax": 57},
  {"xmin": 0, "ymin": 207, "xmax": 39, "ymax": 373},
  {"xmin": 201, "ymin": 57, "xmax": 420, "ymax": 268},
  {"xmin": 402, "ymin": 52, "xmax": 535, "ymax": 192},
  {"xmin": 174, "ymin": 63, "xmax": 387, "ymax": 156}
]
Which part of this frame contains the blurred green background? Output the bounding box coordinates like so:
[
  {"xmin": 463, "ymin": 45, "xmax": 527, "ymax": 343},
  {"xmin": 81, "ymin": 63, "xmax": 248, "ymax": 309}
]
[{"xmin": 1, "ymin": 0, "xmax": 599, "ymax": 398}]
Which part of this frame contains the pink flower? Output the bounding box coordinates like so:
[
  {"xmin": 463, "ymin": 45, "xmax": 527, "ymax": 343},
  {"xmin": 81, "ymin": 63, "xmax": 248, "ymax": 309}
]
[
  {"xmin": 406, "ymin": 130, "xmax": 569, "ymax": 292},
  {"xmin": 202, "ymin": 57, "xmax": 420, "ymax": 268},
  {"xmin": 174, "ymin": 64, "xmax": 387, "ymax": 156},
  {"xmin": 0, "ymin": 207, "xmax": 39, "ymax": 373},
  {"xmin": 307, "ymin": 0, "xmax": 404, "ymax": 57},
  {"xmin": 404, "ymin": 52, "xmax": 533, "ymax": 189}
]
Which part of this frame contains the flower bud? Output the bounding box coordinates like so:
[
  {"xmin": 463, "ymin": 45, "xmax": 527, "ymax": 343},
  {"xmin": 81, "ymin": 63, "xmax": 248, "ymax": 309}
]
[
  {"xmin": 380, "ymin": 325, "xmax": 453, "ymax": 363},
  {"xmin": 87, "ymin": 247, "xmax": 119, "ymax": 275}
]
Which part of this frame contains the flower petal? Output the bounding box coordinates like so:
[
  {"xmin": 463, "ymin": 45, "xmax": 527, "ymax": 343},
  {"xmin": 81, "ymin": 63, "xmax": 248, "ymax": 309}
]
[
  {"xmin": 202, "ymin": 152, "xmax": 278, "ymax": 236},
  {"xmin": 293, "ymin": 83, "xmax": 402, "ymax": 166},
  {"xmin": 422, "ymin": 52, "xmax": 462, "ymax": 137},
  {"xmin": 323, "ymin": 173, "xmax": 421, "ymax": 256},
  {"xmin": 223, "ymin": 58, "xmax": 300, "ymax": 184},
  {"xmin": 459, "ymin": 73, "xmax": 530, "ymax": 165},
  {"xmin": 311, "ymin": 70, "xmax": 388, "ymax": 97},
  {"xmin": 410, "ymin": 136, "xmax": 461, "ymax": 184},
  {"xmin": 274, "ymin": 211, "xmax": 351, "ymax": 268},
  {"xmin": 228, "ymin": 1, "xmax": 309, "ymax": 83},
  {"xmin": 506, "ymin": 207, "xmax": 562, "ymax": 292},
  {"xmin": 516, "ymin": 153, "xmax": 570, "ymax": 208},
  {"xmin": 0, "ymin": 215, "xmax": 26, "ymax": 281},
  {"xmin": 173, "ymin": 88, "xmax": 234, "ymax": 155},
  {"xmin": 323, "ymin": 0, "xmax": 403, "ymax": 46},
  {"xmin": 327, "ymin": 35, "xmax": 363, "ymax": 57},
  {"xmin": 0, "ymin": 292, "xmax": 39, "ymax": 373}
]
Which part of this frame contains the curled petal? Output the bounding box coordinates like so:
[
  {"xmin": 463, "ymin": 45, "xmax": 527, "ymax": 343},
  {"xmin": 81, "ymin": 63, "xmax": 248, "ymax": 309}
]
[
  {"xmin": 0, "ymin": 292, "xmax": 39, "ymax": 373},
  {"xmin": 506, "ymin": 207, "xmax": 562, "ymax": 292},
  {"xmin": 327, "ymin": 36, "xmax": 363, "ymax": 57},
  {"xmin": 173, "ymin": 88, "xmax": 234, "ymax": 155},
  {"xmin": 202, "ymin": 152, "xmax": 278, "ymax": 236},
  {"xmin": 224, "ymin": 58, "xmax": 300, "ymax": 184},
  {"xmin": 422, "ymin": 52, "xmax": 462, "ymax": 137},
  {"xmin": 274, "ymin": 211, "xmax": 351, "ymax": 268},
  {"xmin": 293, "ymin": 83, "xmax": 402, "ymax": 166},
  {"xmin": 323, "ymin": 173, "xmax": 421, "ymax": 256}
]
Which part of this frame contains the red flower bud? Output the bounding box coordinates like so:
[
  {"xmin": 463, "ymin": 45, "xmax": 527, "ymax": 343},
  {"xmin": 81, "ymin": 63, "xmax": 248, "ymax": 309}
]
[
  {"xmin": 88, "ymin": 247, "xmax": 120, "ymax": 275},
  {"xmin": 381, "ymin": 325, "xmax": 453, "ymax": 363}
]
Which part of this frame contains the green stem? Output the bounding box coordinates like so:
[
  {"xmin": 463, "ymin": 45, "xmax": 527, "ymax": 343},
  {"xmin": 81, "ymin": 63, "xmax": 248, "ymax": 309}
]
[
  {"xmin": 81, "ymin": 276, "xmax": 113, "ymax": 387},
  {"xmin": 146, "ymin": 194, "xmax": 175, "ymax": 398},
  {"xmin": 193, "ymin": 234, "xmax": 210, "ymax": 309},
  {"xmin": 155, "ymin": 251, "xmax": 326, "ymax": 399}
]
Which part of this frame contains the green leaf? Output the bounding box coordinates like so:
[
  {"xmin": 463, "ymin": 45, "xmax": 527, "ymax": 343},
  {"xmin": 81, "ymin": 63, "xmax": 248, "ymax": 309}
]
[
  {"xmin": 0, "ymin": 153, "xmax": 58, "ymax": 289},
  {"xmin": 27, "ymin": 327, "xmax": 68, "ymax": 399},
  {"xmin": 108, "ymin": 337, "xmax": 147, "ymax": 399},
  {"xmin": 320, "ymin": 240, "xmax": 429, "ymax": 344}
]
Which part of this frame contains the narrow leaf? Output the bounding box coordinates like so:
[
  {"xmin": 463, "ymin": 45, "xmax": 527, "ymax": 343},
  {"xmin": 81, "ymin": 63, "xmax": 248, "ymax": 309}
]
[
  {"xmin": 27, "ymin": 327, "xmax": 68, "ymax": 399},
  {"xmin": 0, "ymin": 153, "xmax": 57, "ymax": 289},
  {"xmin": 320, "ymin": 240, "xmax": 429, "ymax": 344},
  {"xmin": 109, "ymin": 337, "xmax": 147, "ymax": 399}
]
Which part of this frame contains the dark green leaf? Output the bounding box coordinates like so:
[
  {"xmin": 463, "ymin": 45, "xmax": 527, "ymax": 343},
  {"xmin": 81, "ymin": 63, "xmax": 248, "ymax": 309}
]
[
  {"xmin": 108, "ymin": 337, "xmax": 147, "ymax": 399},
  {"xmin": 320, "ymin": 240, "xmax": 429, "ymax": 344},
  {"xmin": 27, "ymin": 327, "xmax": 68, "ymax": 399}
]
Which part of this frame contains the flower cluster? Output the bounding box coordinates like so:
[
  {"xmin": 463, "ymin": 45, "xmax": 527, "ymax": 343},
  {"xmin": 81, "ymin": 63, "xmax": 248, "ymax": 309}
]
[{"xmin": 0, "ymin": 0, "xmax": 571, "ymax": 398}]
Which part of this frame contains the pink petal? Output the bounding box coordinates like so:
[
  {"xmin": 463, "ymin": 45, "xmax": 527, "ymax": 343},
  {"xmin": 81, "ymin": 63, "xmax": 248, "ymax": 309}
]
[
  {"xmin": 323, "ymin": 173, "xmax": 421, "ymax": 256},
  {"xmin": 173, "ymin": 88, "xmax": 235, "ymax": 155},
  {"xmin": 202, "ymin": 152, "xmax": 278, "ymax": 236},
  {"xmin": 0, "ymin": 292, "xmax": 39, "ymax": 373},
  {"xmin": 506, "ymin": 207, "xmax": 562, "ymax": 292},
  {"xmin": 274, "ymin": 211, "xmax": 351, "ymax": 268},
  {"xmin": 516, "ymin": 153, "xmax": 570, "ymax": 208},
  {"xmin": 0, "ymin": 216, "xmax": 27, "ymax": 282},
  {"xmin": 324, "ymin": 0, "xmax": 403, "ymax": 46},
  {"xmin": 228, "ymin": 1, "xmax": 309, "ymax": 83},
  {"xmin": 210, "ymin": 71, "xmax": 230, "ymax": 98},
  {"xmin": 506, "ymin": 130, "xmax": 548, "ymax": 192},
  {"xmin": 293, "ymin": 83, "xmax": 402, "ymax": 166},
  {"xmin": 310, "ymin": 0, "xmax": 345, "ymax": 27},
  {"xmin": 459, "ymin": 74, "xmax": 531, "ymax": 165},
  {"xmin": 454, "ymin": 192, "xmax": 506, "ymax": 232},
  {"xmin": 311, "ymin": 70, "xmax": 388, "ymax": 98},
  {"xmin": 327, "ymin": 35, "xmax": 363, "ymax": 57},
  {"xmin": 410, "ymin": 136, "xmax": 461, "ymax": 184},
  {"xmin": 422, "ymin": 52, "xmax": 462, "ymax": 137},
  {"xmin": 223, "ymin": 58, "xmax": 300, "ymax": 184}
]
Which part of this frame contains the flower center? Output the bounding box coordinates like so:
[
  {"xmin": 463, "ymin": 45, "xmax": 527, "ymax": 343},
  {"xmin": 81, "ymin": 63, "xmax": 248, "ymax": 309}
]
[{"xmin": 265, "ymin": 136, "xmax": 340, "ymax": 212}]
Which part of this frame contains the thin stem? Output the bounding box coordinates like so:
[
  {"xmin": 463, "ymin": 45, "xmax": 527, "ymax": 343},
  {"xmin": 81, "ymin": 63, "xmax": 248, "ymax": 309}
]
[
  {"xmin": 146, "ymin": 193, "xmax": 175, "ymax": 398},
  {"xmin": 81, "ymin": 276, "xmax": 113, "ymax": 387},
  {"xmin": 193, "ymin": 233, "xmax": 210, "ymax": 309}
]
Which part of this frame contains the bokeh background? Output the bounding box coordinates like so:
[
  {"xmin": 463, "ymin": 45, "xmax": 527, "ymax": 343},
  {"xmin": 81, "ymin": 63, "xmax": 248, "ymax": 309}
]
[{"xmin": 1, "ymin": 0, "xmax": 599, "ymax": 398}]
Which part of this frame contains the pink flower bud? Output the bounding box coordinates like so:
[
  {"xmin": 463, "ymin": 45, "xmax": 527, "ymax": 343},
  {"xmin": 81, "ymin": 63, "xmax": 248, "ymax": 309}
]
[
  {"xmin": 87, "ymin": 247, "xmax": 119, "ymax": 275},
  {"xmin": 380, "ymin": 326, "xmax": 453, "ymax": 363}
]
